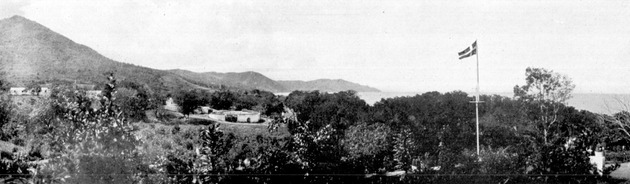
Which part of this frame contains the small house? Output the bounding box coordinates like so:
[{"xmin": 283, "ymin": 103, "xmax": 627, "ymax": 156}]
[
  {"xmin": 208, "ymin": 111, "xmax": 226, "ymax": 121},
  {"xmin": 39, "ymin": 87, "xmax": 51, "ymax": 96},
  {"xmin": 196, "ymin": 106, "xmax": 211, "ymax": 114},
  {"xmin": 208, "ymin": 109, "xmax": 261, "ymax": 123},
  {"xmin": 164, "ymin": 97, "xmax": 180, "ymax": 112},
  {"xmin": 9, "ymin": 87, "xmax": 27, "ymax": 96},
  {"xmin": 9, "ymin": 87, "xmax": 51, "ymax": 96}
]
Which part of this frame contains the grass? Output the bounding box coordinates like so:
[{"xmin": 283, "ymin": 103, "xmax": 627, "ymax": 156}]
[
  {"xmin": 0, "ymin": 140, "xmax": 23, "ymax": 153},
  {"xmin": 131, "ymin": 118, "xmax": 291, "ymax": 171},
  {"xmin": 134, "ymin": 117, "xmax": 289, "ymax": 142}
]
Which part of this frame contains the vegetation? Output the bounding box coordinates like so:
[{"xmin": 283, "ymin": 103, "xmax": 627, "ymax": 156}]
[
  {"xmin": 174, "ymin": 89, "xmax": 211, "ymax": 116},
  {"xmin": 174, "ymin": 88, "xmax": 284, "ymax": 116},
  {"xmin": 1, "ymin": 67, "xmax": 629, "ymax": 183},
  {"xmin": 514, "ymin": 67, "xmax": 576, "ymax": 145}
]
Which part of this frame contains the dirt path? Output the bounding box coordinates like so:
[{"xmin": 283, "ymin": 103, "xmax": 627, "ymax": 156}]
[{"xmin": 611, "ymin": 162, "xmax": 630, "ymax": 180}]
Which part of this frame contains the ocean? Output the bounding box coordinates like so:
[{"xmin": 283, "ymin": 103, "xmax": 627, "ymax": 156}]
[
  {"xmin": 361, "ymin": 92, "xmax": 630, "ymax": 115},
  {"xmin": 278, "ymin": 91, "xmax": 630, "ymax": 115}
]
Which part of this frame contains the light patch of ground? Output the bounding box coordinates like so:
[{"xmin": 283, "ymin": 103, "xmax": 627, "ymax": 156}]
[{"xmin": 611, "ymin": 162, "xmax": 630, "ymax": 180}]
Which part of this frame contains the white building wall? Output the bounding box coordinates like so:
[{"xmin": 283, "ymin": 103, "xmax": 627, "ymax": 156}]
[
  {"xmin": 209, "ymin": 113, "xmax": 226, "ymax": 121},
  {"xmin": 9, "ymin": 87, "xmax": 51, "ymax": 96},
  {"xmin": 164, "ymin": 97, "xmax": 180, "ymax": 112},
  {"xmin": 10, "ymin": 87, "xmax": 27, "ymax": 95},
  {"xmin": 236, "ymin": 113, "xmax": 260, "ymax": 123},
  {"xmin": 40, "ymin": 87, "xmax": 51, "ymax": 96}
]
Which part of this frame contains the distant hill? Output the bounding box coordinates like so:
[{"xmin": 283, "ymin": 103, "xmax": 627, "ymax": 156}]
[
  {"xmin": 168, "ymin": 69, "xmax": 288, "ymax": 92},
  {"xmin": 0, "ymin": 15, "xmax": 206, "ymax": 93},
  {"xmin": 278, "ymin": 79, "xmax": 380, "ymax": 92},
  {"xmin": 0, "ymin": 15, "xmax": 379, "ymax": 93},
  {"xmin": 169, "ymin": 69, "xmax": 381, "ymax": 92}
]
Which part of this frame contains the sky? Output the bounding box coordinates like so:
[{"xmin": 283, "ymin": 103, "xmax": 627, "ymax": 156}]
[{"xmin": 2, "ymin": 0, "xmax": 630, "ymax": 94}]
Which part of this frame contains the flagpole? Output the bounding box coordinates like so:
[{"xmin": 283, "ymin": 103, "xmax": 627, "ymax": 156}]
[
  {"xmin": 458, "ymin": 40, "xmax": 482, "ymax": 158},
  {"xmin": 475, "ymin": 40, "xmax": 480, "ymax": 157}
]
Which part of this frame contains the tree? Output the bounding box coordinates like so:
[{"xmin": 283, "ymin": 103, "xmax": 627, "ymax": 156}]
[
  {"xmin": 0, "ymin": 75, "xmax": 11, "ymax": 131},
  {"xmin": 115, "ymin": 88, "xmax": 146, "ymax": 120},
  {"xmin": 0, "ymin": 92, "xmax": 11, "ymax": 140},
  {"xmin": 115, "ymin": 81, "xmax": 159, "ymax": 120},
  {"xmin": 513, "ymin": 67, "xmax": 575, "ymax": 144},
  {"xmin": 342, "ymin": 123, "xmax": 392, "ymax": 173},
  {"xmin": 210, "ymin": 90, "xmax": 236, "ymax": 110},
  {"xmin": 193, "ymin": 124, "xmax": 236, "ymax": 183},
  {"xmin": 599, "ymin": 111, "xmax": 630, "ymax": 149},
  {"xmin": 174, "ymin": 89, "xmax": 210, "ymax": 116},
  {"xmin": 34, "ymin": 73, "xmax": 146, "ymax": 183},
  {"xmin": 392, "ymin": 128, "xmax": 416, "ymax": 172},
  {"xmin": 284, "ymin": 90, "xmax": 367, "ymax": 133},
  {"xmin": 370, "ymin": 91, "xmax": 476, "ymax": 158},
  {"xmin": 512, "ymin": 68, "xmax": 604, "ymax": 182}
]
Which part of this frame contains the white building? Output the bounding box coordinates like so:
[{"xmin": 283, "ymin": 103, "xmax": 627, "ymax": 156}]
[
  {"xmin": 208, "ymin": 109, "xmax": 261, "ymax": 123},
  {"xmin": 164, "ymin": 97, "xmax": 180, "ymax": 112},
  {"xmin": 9, "ymin": 87, "xmax": 51, "ymax": 96},
  {"xmin": 197, "ymin": 106, "xmax": 211, "ymax": 114},
  {"xmin": 9, "ymin": 87, "xmax": 27, "ymax": 95},
  {"xmin": 208, "ymin": 112, "xmax": 226, "ymax": 121},
  {"xmin": 40, "ymin": 87, "xmax": 50, "ymax": 96}
]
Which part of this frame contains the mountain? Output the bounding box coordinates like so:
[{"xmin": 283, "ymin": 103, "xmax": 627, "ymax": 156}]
[
  {"xmin": 0, "ymin": 15, "xmax": 379, "ymax": 93},
  {"xmin": 168, "ymin": 69, "xmax": 287, "ymax": 92},
  {"xmin": 167, "ymin": 70, "xmax": 381, "ymax": 92},
  {"xmin": 0, "ymin": 15, "xmax": 202, "ymax": 93},
  {"xmin": 278, "ymin": 79, "xmax": 380, "ymax": 92}
]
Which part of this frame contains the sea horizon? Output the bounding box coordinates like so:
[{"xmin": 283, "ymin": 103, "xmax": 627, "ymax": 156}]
[{"xmin": 277, "ymin": 91, "xmax": 630, "ymax": 115}]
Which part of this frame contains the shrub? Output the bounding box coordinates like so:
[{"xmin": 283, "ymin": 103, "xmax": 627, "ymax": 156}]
[
  {"xmin": 606, "ymin": 151, "xmax": 630, "ymax": 163},
  {"xmin": 172, "ymin": 125, "xmax": 181, "ymax": 135},
  {"xmin": 33, "ymin": 74, "xmax": 149, "ymax": 183}
]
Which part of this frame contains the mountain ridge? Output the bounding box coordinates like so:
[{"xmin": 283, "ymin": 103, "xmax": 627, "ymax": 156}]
[
  {"xmin": 0, "ymin": 15, "xmax": 379, "ymax": 93},
  {"xmin": 278, "ymin": 79, "xmax": 380, "ymax": 92}
]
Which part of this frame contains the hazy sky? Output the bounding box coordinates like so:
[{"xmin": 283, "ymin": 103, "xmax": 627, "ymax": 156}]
[{"xmin": 2, "ymin": 0, "xmax": 630, "ymax": 93}]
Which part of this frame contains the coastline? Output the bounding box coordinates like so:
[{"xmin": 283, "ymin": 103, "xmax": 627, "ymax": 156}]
[{"xmin": 276, "ymin": 91, "xmax": 630, "ymax": 114}]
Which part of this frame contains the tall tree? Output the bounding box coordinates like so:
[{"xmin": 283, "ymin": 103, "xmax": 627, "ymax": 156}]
[{"xmin": 513, "ymin": 67, "xmax": 575, "ymax": 144}]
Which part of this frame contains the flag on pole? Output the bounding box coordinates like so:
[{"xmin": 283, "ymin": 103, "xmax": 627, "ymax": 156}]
[{"xmin": 458, "ymin": 41, "xmax": 477, "ymax": 60}]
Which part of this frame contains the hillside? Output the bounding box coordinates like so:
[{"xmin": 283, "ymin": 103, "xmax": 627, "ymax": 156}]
[
  {"xmin": 0, "ymin": 15, "xmax": 379, "ymax": 94},
  {"xmin": 0, "ymin": 15, "xmax": 209, "ymax": 93},
  {"xmin": 278, "ymin": 79, "xmax": 380, "ymax": 92},
  {"xmin": 169, "ymin": 69, "xmax": 381, "ymax": 92},
  {"xmin": 168, "ymin": 69, "xmax": 287, "ymax": 92}
]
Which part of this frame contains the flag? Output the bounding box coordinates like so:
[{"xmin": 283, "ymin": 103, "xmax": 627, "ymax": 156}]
[{"xmin": 458, "ymin": 41, "xmax": 477, "ymax": 60}]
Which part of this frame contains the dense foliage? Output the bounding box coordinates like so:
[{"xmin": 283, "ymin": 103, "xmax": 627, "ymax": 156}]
[
  {"xmin": 174, "ymin": 89, "xmax": 211, "ymax": 116},
  {"xmin": 1, "ymin": 67, "xmax": 629, "ymax": 183},
  {"xmin": 172, "ymin": 88, "xmax": 284, "ymax": 118}
]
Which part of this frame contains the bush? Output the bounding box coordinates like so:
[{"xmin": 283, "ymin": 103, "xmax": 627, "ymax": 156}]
[
  {"xmin": 606, "ymin": 151, "xmax": 630, "ymax": 163},
  {"xmin": 452, "ymin": 147, "xmax": 528, "ymax": 183},
  {"xmin": 32, "ymin": 74, "xmax": 149, "ymax": 183},
  {"xmin": 187, "ymin": 118, "xmax": 215, "ymax": 125},
  {"xmin": 172, "ymin": 125, "xmax": 181, "ymax": 134},
  {"xmin": 527, "ymin": 144, "xmax": 597, "ymax": 183}
]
